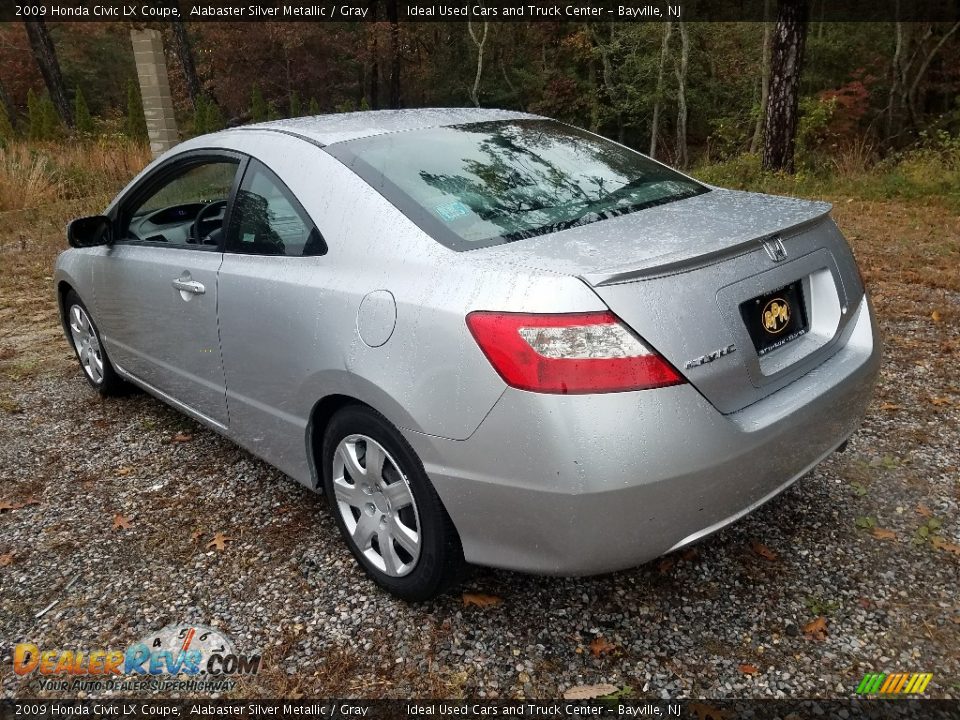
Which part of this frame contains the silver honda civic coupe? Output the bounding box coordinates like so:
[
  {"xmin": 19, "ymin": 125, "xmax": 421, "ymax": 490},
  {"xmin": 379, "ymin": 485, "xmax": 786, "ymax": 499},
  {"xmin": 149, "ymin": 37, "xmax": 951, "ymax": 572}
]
[{"xmin": 56, "ymin": 109, "xmax": 880, "ymax": 600}]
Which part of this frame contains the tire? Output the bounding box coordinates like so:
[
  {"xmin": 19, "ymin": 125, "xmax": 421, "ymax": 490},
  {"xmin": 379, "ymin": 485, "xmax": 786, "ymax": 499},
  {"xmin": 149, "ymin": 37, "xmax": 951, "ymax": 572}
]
[
  {"xmin": 321, "ymin": 404, "xmax": 464, "ymax": 601},
  {"xmin": 64, "ymin": 290, "xmax": 125, "ymax": 396}
]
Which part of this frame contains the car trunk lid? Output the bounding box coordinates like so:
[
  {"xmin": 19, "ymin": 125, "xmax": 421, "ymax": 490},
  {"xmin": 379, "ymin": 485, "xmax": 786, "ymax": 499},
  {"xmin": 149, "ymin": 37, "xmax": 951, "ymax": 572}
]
[{"xmin": 475, "ymin": 188, "xmax": 865, "ymax": 413}]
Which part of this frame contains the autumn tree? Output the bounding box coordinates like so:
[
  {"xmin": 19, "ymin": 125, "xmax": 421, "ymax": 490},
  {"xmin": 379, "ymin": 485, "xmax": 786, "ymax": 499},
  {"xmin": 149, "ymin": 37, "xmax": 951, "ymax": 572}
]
[
  {"xmin": 170, "ymin": 20, "xmax": 207, "ymax": 110},
  {"xmin": 23, "ymin": 21, "xmax": 73, "ymax": 128},
  {"xmin": 762, "ymin": 0, "xmax": 810, "ymax": 172}
]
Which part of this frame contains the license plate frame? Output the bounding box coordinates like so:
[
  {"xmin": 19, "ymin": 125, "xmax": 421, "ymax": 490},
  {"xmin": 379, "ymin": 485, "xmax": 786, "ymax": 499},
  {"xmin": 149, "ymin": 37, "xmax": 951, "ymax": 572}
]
[{"xmin": 739, "ymin": 280, "xmax": 809, "ymax": 357}]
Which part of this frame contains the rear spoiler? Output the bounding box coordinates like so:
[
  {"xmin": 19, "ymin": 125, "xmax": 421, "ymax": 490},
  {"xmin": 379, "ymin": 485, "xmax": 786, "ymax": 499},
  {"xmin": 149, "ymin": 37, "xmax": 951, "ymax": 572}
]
[{"xmin": 580, "ymin": 206, "xmax": 833, "ymax": 287}]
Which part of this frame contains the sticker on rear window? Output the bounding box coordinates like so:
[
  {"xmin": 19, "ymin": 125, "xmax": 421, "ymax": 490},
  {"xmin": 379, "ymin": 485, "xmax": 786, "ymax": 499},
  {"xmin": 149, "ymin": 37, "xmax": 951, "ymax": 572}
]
[{"xmin": 434, "ymin": 201, "xmax": 470, "ymax": 222}]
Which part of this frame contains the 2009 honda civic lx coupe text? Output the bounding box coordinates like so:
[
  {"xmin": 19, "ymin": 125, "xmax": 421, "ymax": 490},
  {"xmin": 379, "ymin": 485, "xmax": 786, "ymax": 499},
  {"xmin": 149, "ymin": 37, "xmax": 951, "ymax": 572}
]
[{"xmin": 56, "ymin": 109, "xmax": 880, "ymax": 600}]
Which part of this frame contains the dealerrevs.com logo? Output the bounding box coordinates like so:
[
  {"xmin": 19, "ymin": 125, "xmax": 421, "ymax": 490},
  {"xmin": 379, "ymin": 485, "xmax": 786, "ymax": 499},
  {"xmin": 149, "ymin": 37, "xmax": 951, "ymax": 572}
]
[{"xmin": 13, "ymin": 624, "xmax": 262, "ymax": 693}]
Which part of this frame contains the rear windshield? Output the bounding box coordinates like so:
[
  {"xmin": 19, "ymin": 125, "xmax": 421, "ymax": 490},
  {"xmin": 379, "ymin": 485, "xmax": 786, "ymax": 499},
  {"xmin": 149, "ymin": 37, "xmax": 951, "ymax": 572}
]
[{"xmin": 326, "ymin": 119, "xmax": 708, "ymax": 251}]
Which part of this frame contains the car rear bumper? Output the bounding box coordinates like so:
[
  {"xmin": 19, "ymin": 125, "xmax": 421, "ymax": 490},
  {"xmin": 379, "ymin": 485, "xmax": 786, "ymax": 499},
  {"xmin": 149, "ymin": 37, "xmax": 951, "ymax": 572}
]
[{"xmin": 403, "ymin": 295, "xmax": 881, "ymax": 575}]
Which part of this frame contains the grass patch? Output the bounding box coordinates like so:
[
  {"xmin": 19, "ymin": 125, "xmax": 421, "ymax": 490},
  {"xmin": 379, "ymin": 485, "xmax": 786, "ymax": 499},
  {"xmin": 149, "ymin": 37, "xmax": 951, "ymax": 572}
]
[
  {"xmin": 694, "ymin": 138, "xmax": 960, "ymax": 211},
  {"xmin": 0, "ymin": 140, "xmax": 150, "ymax": 213}
]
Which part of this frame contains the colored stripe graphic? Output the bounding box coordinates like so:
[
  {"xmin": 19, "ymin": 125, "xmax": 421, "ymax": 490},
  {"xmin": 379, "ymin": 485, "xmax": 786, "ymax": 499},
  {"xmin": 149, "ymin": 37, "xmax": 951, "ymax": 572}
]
[{"xmin": 857, "ymin": 672, "xmax": 932, "ymax": 694}]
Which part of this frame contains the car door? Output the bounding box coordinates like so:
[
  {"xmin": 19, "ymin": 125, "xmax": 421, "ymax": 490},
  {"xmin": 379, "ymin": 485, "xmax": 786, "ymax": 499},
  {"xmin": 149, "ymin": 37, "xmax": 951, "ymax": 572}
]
[
  {"xmin": 93, "ymin": 153, "xmax": 244, "ymax": 428},
  {"xmin": 216, "ymin": 158, "xmax": 330, "ymax": 478}
]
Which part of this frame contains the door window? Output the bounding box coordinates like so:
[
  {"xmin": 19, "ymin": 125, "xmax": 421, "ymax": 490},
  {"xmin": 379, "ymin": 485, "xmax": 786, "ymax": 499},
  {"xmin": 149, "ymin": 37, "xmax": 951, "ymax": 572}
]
[
  {"xmin": 120, "ymin": 160, "xmax": 239, "ymax": 248},
  {"xmin": 226, "ymin": 161, "xmax": 327, "ymax": 257}
]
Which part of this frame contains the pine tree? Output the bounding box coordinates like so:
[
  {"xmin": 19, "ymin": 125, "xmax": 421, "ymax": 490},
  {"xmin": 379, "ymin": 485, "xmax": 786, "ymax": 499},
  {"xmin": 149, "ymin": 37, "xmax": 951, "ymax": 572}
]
[
  {"xmin": 192, "ymin": 95, "xmax": 225, "ymax": 135},
  {"xmin": 74, "ymin": 87, "xmax": 94, "ymax": 135},
  {"xmin": 40, "ymin": 94, "xmax": 61, "ymax": 139},
  {"xmin": 0, "ymin": 106, "xmax": 15, "ymax": 144},
  {"xmin": 27, "ymin": 88, "xmax": 43, "ymax": 140},
  {"xmin": 289, "ymin": 89, "xmax": 301, "ymax": 118},
  {"xmin": 125, "ymin": 80, "xmax": 147, "ymax": 141},
  {"xmin": 250, "ymin": 85, "xmax": 268, "ymax": 123}
]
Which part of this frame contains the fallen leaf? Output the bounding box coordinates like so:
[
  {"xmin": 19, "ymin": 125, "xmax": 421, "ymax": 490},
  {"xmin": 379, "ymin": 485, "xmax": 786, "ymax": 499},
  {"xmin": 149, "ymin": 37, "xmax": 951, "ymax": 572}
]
[
  {"xmin": 0, "ymin": 500, "xmax": 20, "ymax": 512},
  {"xmin": 930, "ymin": 396, "xmax": 952, "ymax": 407},
  {"xmin": 931, "ymin": 310, "xmax": 942, "ymax": 323},
  {"xmin": 563, "ymin": 684, "xmax": 619, "ymax": 701},
  {"xmin": 115, "ymin": 466, "xmax": 133, "ymax": 477},
  {"xmin": 738, "ymin": 663, "xmax": 759, "ymax": 675},
  {"xmin": 751, "ymin": 540, "xmax": 778, "ymax": 561},
  {"xmin": 858, "ymin": 597, "xmax": 873, "ymax": 610},
  {"xmin": 207, "ymin": 532, "xmax": 230, "ymax": 551},
  {"xmin": 879, "ymin": 402, "xmax": 901, "ymax": 411},
  {"xmin": 932, "ymin": 537, "xmax": 960, "ymax": 556},
  {"xmin": 657, "ymin": 557, "xmax": 675, "ymax": 574},
  {"xmin": 19, "ymin": 497, "xmax": 40, "ymax": 507},
  {"xmin": 462, "ymin": 592, "xmax": 502, "ymax": 608},
  {"xmin": 171, "ymin": 432, "xmax": 193, "ymax": 443},
  {"xmin": 112, "ymin": 514, "xmax": 132, "ymax": 531},
  {"xmin": 803, "ymin": 616, "xmax": 828, "ymax": 641},
  {"xmin": 0, "ymin": 553, "xmax": 13, "ymax": 567},
  {"xmin": 916, "ymin": 504, "xmax": 933, "ymax": 517},
  {"xmin": 681, "ymin": 547, "xmax": 699, "ymax": 562},
  {"xmin": 871, "ymin": 527, "xmax": 897, "ymax": 541},
  {"xmin": 689, "ymin": 703, "xmax": 733, "ymax": 720},
  {"xmin": 589, "ymin": 636, "xmax": 616, "ymax": 657},
  {"xmin": 191, "ymin": 530, "xmax": 203, "ymax": 542}
]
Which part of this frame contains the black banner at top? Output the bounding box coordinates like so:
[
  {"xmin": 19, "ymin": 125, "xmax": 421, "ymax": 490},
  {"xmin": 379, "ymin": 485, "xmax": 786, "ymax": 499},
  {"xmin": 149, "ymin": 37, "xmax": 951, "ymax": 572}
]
[{"xmin": 3, "ymin": 0, "xmax": 960, "ymax": 22}]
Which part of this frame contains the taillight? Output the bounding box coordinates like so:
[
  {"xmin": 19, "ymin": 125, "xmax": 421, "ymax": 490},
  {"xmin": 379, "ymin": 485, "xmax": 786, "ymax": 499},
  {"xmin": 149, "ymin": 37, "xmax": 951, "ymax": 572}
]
[{"xmin": 465, "ymin": 311, "xmax": 685, "ymax": 394}]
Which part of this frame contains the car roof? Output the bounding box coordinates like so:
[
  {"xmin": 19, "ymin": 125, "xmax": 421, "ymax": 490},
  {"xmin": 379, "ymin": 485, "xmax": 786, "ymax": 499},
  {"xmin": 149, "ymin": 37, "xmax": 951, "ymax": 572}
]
[{"xmin": 227, "ymin": 107, "xmax": 542, "ymax": 146}]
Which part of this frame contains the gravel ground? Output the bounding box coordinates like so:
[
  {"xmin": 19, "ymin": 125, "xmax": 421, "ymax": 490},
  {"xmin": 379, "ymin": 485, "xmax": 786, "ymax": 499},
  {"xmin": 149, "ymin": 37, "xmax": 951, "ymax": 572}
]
[{"xmin": 1, "ymin": 201, "xmax": 958, "ymax": 700}]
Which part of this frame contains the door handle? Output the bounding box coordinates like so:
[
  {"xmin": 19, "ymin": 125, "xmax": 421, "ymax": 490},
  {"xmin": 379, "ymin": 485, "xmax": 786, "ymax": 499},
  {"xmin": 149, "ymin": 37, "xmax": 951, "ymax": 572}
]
[{"xmin": 172, "ymin": 279, "xmax": 205, "ymax": 295}]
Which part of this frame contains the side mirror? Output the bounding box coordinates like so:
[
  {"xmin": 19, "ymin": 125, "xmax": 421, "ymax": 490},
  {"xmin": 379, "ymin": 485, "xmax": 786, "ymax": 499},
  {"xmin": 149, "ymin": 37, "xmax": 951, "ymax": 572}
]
[{"xmin": 67, "ymin": 215, "xmax": 112, "ymax": 248}]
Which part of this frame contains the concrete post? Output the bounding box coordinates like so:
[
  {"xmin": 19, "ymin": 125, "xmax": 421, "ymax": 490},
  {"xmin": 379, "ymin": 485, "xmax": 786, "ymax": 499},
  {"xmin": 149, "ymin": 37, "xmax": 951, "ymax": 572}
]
[{"xmin": 130, "ymin": 28, "xmax": 179, "ymax": 157}]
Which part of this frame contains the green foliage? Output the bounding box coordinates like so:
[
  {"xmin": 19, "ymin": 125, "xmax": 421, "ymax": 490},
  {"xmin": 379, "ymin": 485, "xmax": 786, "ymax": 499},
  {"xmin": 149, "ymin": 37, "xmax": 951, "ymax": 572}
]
[
  {"xmin": 914, "ymin": 517, "xmax": 943, "ymax": 546},
  {"xmin": 289, "ymin": 89, "xmax": 301, "ymax": 118},
  {"xmin": 307, "ymin": 97, "xmax": 320, "ymax": 116},
  {"xmin": 191, "ymin": 95, "xmax": 224, "ymax": 136},
  {"xmin": 73, "ymin": 87, "xmax": 95, "ymax": 136},
  {"xmin": 125, "ymin": 80, "xmax": 147, "ymax": 142},
  {"xmin": 250, "ymin": 85, "xmax": 268, "ymax": 123},
  {"xmin": 27, "ymin": 89, "xmax": 62, "ymax": 141},
  {"xmin": 0, "ymin": 106, "xmax": 16, "ymax": 144}
]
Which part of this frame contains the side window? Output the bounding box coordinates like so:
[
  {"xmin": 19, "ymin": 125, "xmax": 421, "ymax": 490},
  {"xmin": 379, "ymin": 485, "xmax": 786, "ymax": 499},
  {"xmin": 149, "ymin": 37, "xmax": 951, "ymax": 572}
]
[
  {"xmin": 226, "ymin": 161, "xmax": 327, "ymax": 257},
  {"xmin": 121, "ymin": 160, "xmax": 238, "ymax": 248}
]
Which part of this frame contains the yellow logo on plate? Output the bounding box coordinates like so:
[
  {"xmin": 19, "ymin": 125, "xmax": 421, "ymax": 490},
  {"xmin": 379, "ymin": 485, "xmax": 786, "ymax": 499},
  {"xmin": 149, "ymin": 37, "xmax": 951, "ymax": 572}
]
[{"xmin": 762, "ymin": 298, "xmax": 791, "ymax": 334}]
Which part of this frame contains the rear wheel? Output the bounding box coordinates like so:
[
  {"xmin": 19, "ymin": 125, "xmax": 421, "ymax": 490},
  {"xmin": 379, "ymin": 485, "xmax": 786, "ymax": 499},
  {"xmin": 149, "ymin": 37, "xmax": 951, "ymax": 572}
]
[
  {"xmin": 322, "ymin": 404, "xmax": 464, "ymax": 601},
  {"xmin": 65, "ymin": 290, "xmax": 124, "ymax": 396}
]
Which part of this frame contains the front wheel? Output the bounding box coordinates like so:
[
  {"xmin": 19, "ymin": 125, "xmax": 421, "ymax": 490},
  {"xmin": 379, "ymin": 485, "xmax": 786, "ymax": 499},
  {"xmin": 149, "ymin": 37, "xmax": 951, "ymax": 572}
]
[
  {"xmin": 64, "ymin": 290, "xmax": 125, "ymax": 396},
  {"xmin": 322, "ymin": 405, "xmax": 464, "ymax": 601}
]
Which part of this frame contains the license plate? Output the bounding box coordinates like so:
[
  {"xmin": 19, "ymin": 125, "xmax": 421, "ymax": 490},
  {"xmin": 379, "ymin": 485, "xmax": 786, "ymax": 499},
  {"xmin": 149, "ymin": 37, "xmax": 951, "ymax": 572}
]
[{"xmin": 739, "ymin": 280, "xmax": 808, "ymax": 357}]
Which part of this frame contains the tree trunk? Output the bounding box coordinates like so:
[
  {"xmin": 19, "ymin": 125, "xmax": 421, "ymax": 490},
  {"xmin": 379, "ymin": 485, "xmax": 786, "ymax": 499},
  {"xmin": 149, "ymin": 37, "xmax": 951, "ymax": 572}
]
[
  {"xmin": 650, "ymin": 21, "xmax": 672, "ymax": 158},
  {"xmin": 674, "ymin": 22, "xmax": 690, "ymax": 167},
  {"xmin": 23, "ymin": 20, "xmax": 73, "ymax": 128},
  {"xmin": 386, "ymin": 0, "xmax": 401, "ymax": 108},
  {"xmin": 368, "ymin": 0, "xmax": 379, "ymax": 109},
  {"xmin": 762, "ymin": 0, "xmax": 809, "ymax": 173},
  {"xmin": 170, "ymin": 20, "xmax": 205, "ymax": 109},
  {"xmin": 750, "ymin": 0, "xmax": 773, "ymax": 153},
  {"xmin": 467, "ymin": 20, "xmax": 488, "ymax": 108},
  {"xmin": 906, "ymin": 21, "xmax": 960, "ymax": 127}
]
